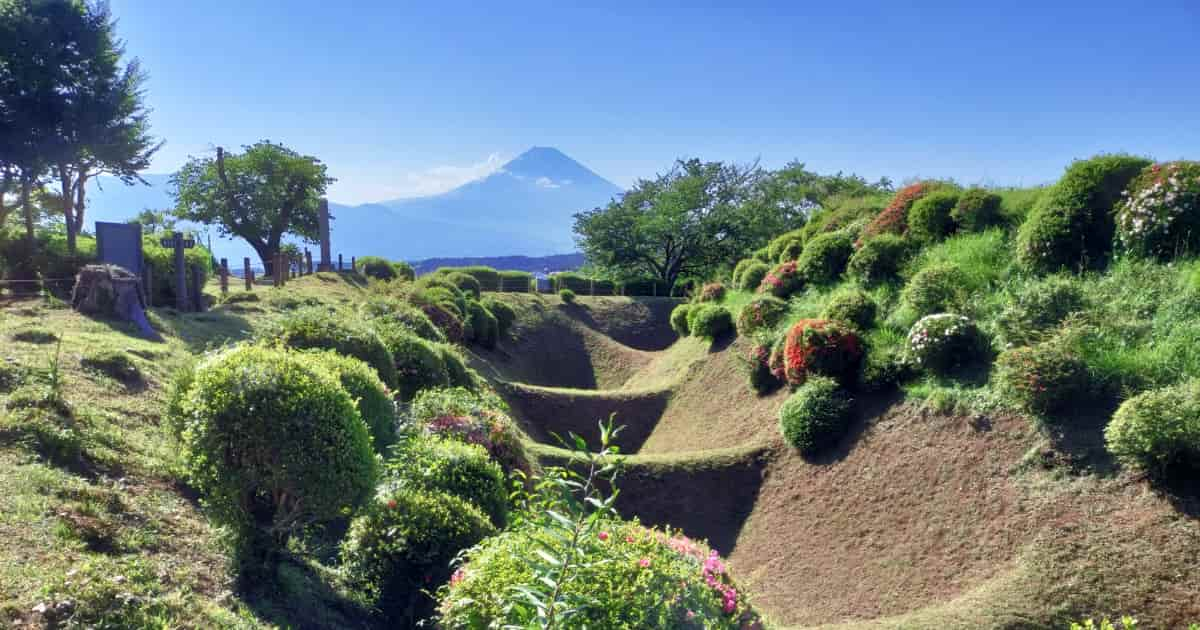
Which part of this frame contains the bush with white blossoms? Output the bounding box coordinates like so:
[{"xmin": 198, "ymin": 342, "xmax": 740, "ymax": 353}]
[
  {"xmin": 906, "ymin": 313, "xmax": 989, "ymax": 375},
  {"xmin": 1116, "ymin": 161, "xmax": 1200, "ymax": 259}
]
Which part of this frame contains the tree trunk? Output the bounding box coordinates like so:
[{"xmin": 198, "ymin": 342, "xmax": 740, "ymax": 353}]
[
  {"xmin": 72, "ymin": 173, "xmax": 87, "ymax": 236},
  {"xmin": 21, "ymin": 176, "xmax": 35, "ymax": 247},
  {"xmin": 58, "ymin": 164, "xmax": 77, "ymax": 255},
  {"xmin": 0, "ymin": 170, "xmax": 11, "ymax": 227}
]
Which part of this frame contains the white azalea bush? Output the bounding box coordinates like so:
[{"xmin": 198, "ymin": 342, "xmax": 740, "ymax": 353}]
[
  {"xmin": 906, "ymin": 313, "xmax": 989, "ymax": 375},
  {"xmin": 1116, "ymin": 161, "xmax": 1200, "ymax": 259}
]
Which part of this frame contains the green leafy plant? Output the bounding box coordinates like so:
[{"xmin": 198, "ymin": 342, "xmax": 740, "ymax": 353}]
[
  {"xmin": 695, "ymin": 282, "xmax": 727, "ymax": 303},
  {"xmin": 846, "ymin": 233, "xmax": 911, "ymax": 285},
  {"xmin": 360, "ymin": 296, "xmax": 447, "ymax": 343},
  {"xmin": 1105, "ymin": 379, "xmax": 1200, "ymax": 477},
  {"xmin": 409, "ymin": 387, "xmax": 532, "ymax": 476},
  {"xmin": 906, "ymin": 313, "xmax": 989, "ymax": 375},
  {"xmin": 779, "ymin": 375, "xmax": 852, "ymax": 456},
  {"xmin": 757, "ymin": 260, "xmax": 804, "ymax": 298},
  {"xmin": 794, "ymin": 230, "xmax": 853, "ymax": 285},
  {"xmin": 670, "ymin": 303, "xmax": 694, "ymax": 336},
  {"xmin": 480, "ymin": 296, "xmax": 516, "ymax": 337},
  {"xmin": 445, "ymin": 271, "xmax": 483, "ymax": 300},
  {"xmin": 995, "ymin": 339, "xmax": 1089, "ymax": 416},
  {"xmin": 372, "ymin": 322, "xmax": 450, "ymax": 401},
  {"xmin": 386, "ymin": 434, "xmax": 508, "ymax": 526},
  {"xmin": 358, "ymin": 256, "xmax": 399, "ymax": 281},
  {"xmin": 559, "ymin": 288, "xmax": 577, "ymax": 304},
  {"xmin": 687, "ymin": 304, "xmax": 734, "ymax": 340},
  {"xmin": 1115, "ymin": 161, "xmax": 1200, "ymax": 259},
  {"xmin": 307, "ymin": 349, "xmax": 397, "ymax": 455},
  {"xmin": 821, "ymin": 288, "xmax": 877, "ymax": 331},
  {"xmin": 737, "ymin": 261, "xmax": 771, "ymax": 291},
  {"xmin": 1068, "ymin": 617, "xmax": 1139, "ymax": 630},
  {"xmin": 782, "ymin": 319, "xmax": 863, "ymax": 385},
  {"xmin": 901, "ymin": 263, "xmax": 970, "ymax": 317},
  {"xmin": 736, "ymin": 295, "xmax": 789, "ymax": 336},
  {"xmin": 466, "ymin": 300, "xmax": 499, "ymax": 349},
  {"xmin": 767, "ymin": 229, "xmax": 805, "ymax": 263},
  {"xmin": 269, "ymin": 307, "xmax": 398, "ymax": 388},
  {"xmin": 907, "ymin": 190, "xmax": 961, "ymax": 243},
  {"xmin": 952, "ymin": 187, "xmax": 1002, "ymax": 232},
  {"xmin": 79, "ymin": 349, "xmax": 141, "ymax": 385}
]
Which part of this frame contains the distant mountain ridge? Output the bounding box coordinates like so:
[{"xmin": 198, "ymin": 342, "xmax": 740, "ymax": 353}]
[
  {"xmin": 82, "ymin": 147, "xmax": 621, "ymax": 265},
  {"xmin": 411, "ymin": 253, "xmax": 584, "ymax": 277}
]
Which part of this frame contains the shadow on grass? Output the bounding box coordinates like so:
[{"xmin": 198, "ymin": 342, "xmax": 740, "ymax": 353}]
[
  {"xmin": 144, "ymin": 307, "xmax": 256, "ymax": 352},
  {"xmin": 1041, "ymin": 399, "xmax": 1122, "ymax": 477},
  {"xmin": 802, "ymin": 388, "xmax": 905, "ymax": 467},
  {"xmin": 241, "ymin": 555, "xmax": 378, "ymax": 630}
]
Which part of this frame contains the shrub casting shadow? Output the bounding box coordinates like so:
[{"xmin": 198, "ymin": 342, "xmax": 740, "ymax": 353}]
[
  {"xmin": 241, "ymin": 555, "xmax": 377, "ymax": 630},
  {"xmin": 801, "ymin": 388, "xmax": 903, "ymax": 467},
  {"xmin": 1042, "ymin": 399, "xmax": 1122, "ymax": 477}
]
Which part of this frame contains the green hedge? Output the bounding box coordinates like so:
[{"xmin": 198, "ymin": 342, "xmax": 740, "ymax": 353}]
[
  {"xmin": 620, "ymin": 277, "xmax": 671, "ymax": 296},
  {"xmin": 552, "ymin": 272, "xmax": 615, "ymax": 295}
]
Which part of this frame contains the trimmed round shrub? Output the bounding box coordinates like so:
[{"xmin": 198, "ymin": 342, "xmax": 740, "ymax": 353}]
[
  {"xmin": 270, "ymin": 308, "xmax": 398, "ymax": 388},
  {"xmin": 361, "ymin": 297, "xmax": 447, "ymax": 343},
  {"xmin": 388, "ymin": 435, "xmax": 507, "ymax": 526},
  {"xmin": 778, "ymin": 376, "xmax": 852, "ymax": 456},
  {"xmin": 438, "ymin": 521, "xmax": 762, "ymax": 629},
  {"xmin": 857, "ymin": 341, "xmax": 914, "ymax": 393},
  {"xmin": 821, "ymin": 289, "xmax": 877, "ymax": 331},
  {"xmin": 480, "ymin": 296, "xmax": 515, "ymax": 337},
  {"xmin": 341, "ymin": 486, "xmax": 495, "ymax": 625},
  {"xmin": 445, "ymin": 271, "xmax": 482, "ymax": 300},
  {"xmin": 994, "ymin": 275, "xmax": 1086, "ymax": 347},
  {"xmin": 687, "ymin": 304, "xmax": 733, "ymax": 340},
  {"xmin": 1115, "ymin": 161, "xmax": 1200, "ymax": 260},
  {"xmin": 1017, "ymin": 154, "xmax": 1152, "ymax": 272},
  {"xmin": 308, "ymin": 350, "xmax": 397, "ymax": 455},
  {"xmin": 952, "ymin": 187, "xmax": 1003, "ymax": 232},
  {"xmin": 432, "ymin": 342, "xmax": 477, "ymax": 389},
  {"xmin": 392, "ymin": 261, "xmax": 416, "ymax": 282},
  {"xmin": 752, "ymin": 246, "xmax": 772, "ymax": 263},
  {"xmin": 417, "ymin": 302, "xmax": 466, "ymax": 345},
  {"xmin": 782, "ymin": 319, "xmax": 863, "ymax": 385},
  {"xmin": 174, "ymin": 345, "xmax": 376, "ymax": 563},
  {"xmin": 757, "ymin": 260, "xmax": 804, "ymax": 298},
  {"xmin": 1105, "ymin": 379, "xmax": 1200, "ymax": 476},
  {"xmin": 744, "ymin": 339, "xmax": 781, "ymax": 395},
  {"xmin": 695, "ymin": 282, "xmax": 727, "ymax": 303},
  {"xmin": 466, "ymin": 301, "xmax": 499, "ymax": 349},
  {"xmin": 559, "ymin": 288, "xmax": 577, "ymax": 304},
  {"xmin": 767, "ymin": 229, "xmax": 805, "ymax": 263},
  {"xmin": 738, "ymin": 261, "xmax": 771, "ymax": 292},
  {"xmin": 373, "ymin": 323, "xmax": 450, "ymax": 401},
  {"xmin": 906, "ymin": 313, "xmax": 989, "ymax": 375},
  {"xmin": 670, "ymin": 303, "xmax": 693, "ymax": 336},
  {"xmin": 901, "ymin": 263, "xmax": 970, "ymax": 317},
  {"xmin": 731, "ymin": 258, "xmax": 756, "ymax": 288},
  {"xmin": 359, "ymin": 256, "xmax": 398, "ymax": 281},
  {"xmin": 846, "ymin": 234, "xmax": 911, "ymax": 285},
  {"xmin": 736, "ymin": 295, "xmax": 789, "ymax": 336},
  {"xmin": 415, "ymin": 277, "xmax": 469, "ymax": 317},
  {"xmin": 907, "ymin": 190, "xmax": 961, "ymax": 243},
  {"xmin": 995, "ymin": 341, "xmax": 1089, "ymax": 415},
  {"xmin": 409, "ymin": 387, "xmax": 531, "ymax": 476},
  {"xmin": 858, "ymin": 181, "xmax": 939, "ymax": 244},
  {"xmin": 795, "ymin": 230, "xmax": 853, "ymax": 285}
]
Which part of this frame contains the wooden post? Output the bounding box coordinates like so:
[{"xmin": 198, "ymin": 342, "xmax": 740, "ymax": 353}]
[
  {"xmin": 338, "ymin": 254, "xmax": 343, "ymax": 271},
  {"xmin": 351, "ymin": 256, "xmax": 356, "ymax": 271},
  {"xmin": 590, "ymin": 278, "xmax": 595, "ymax": 296},
  {"xmin": 317, "ymin": 198, "xmax": 333, "ymax": 271},
  {"xmin": 190, "ymin": 264, "xmax": 205, "ymax": 312},
  {"xmin": 219, "ymin": 258, "xmax": 229, "ymax": 295},
  {"xmin": 305, "ymin": 249, "xmax": 313, "ymax": 275},
  {"xmin": 273, "ymin": 252, "xmax": 283, "ymax": 286},
  {"xmin": 244, "ymin": 257, "xmax": 253, "ymax": 290},
  {"xmin": 172, "ymin": 231, "xmax": 188, "ymax": 311}
]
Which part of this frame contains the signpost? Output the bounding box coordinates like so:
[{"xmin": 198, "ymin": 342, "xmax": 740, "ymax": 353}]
[{"xmin": 160, "ymin": 232, "xmax": 195, "ymax": 311}]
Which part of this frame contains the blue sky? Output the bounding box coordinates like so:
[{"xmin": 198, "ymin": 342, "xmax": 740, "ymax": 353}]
[{"xmin": 110, "ymin": 0, "xmax": 1200, "ymax": 204}]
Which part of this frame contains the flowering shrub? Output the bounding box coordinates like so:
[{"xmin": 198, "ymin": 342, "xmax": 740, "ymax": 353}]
[
  {"xmin": 795, "ymin": 230, "xmax": 854, "ymax": 285},
  {"xmin": 858, "ymin": 181, "xmax": 937, "ymax": 245},
  {"xmin": 742, "ymin": 338, "xmax": 781, "ymax": 394},
  {"xmin": 768, "ymin": 335, "xmax": 787, "ymax": 382},
  {"xmin": 341, "ymin": 486, "xmax": 495, "ymax": 626},
  {"xmin": 386, "ymin": 435, "xmax": 508, "ymax": 526},
  {"xmin": 901, "ymin": 263, "xmax": 970, "ymax": 317},
  {"xmin": 738, "ymin": 261, "xmax": 771, "ymax": 291},
  {"xmin": 408, "ymin": 387, "xmax": 532, "ymax": 476},
  {"xmin": 736, "ymin": 295, "xmax": 789, "ymax": 336},
  {"xmin": 671, "ymin": 303, "xmax": 694, "ymax": 336},
  {"xmin": 952, "ymin": 187, "xmax": 1003, "ymax": 232},
  {"xmin": 846, "ymin": 234, "xmax": 911, "ymax": 285},
  {"xmin": 1016, "ymin": 154, "xmax": 1151, "ymax": 272},
  {"xmin": 696, "ymin": 282, "xmax": 727, "ymax": 303},
  {"xmin": 907, "ymin": 190, "xmax": 961, "ymax": 243},
  {"xmin": 1115, "ymin": 161, "xmax": 1200, "ymax": 259},
  {"xmin": 688, "ymin": 305, "xmax": 734, "ymax": 340},
  {"xmin": 782, "ymin": 319, "xmax": 863, "ymax": 385},
  {"xmin": 906, "ymin": 313, "xmax": 988, "ymax": 375},
  {"xmin": 779, "ymin": 375, "xmax": 852, "ymax": 456},
  {"xmin": 1105, "ymin": 379, "xmax": 1200, "ymax": 477},
  {"xmin": 757, "ymin": 260, "xmax": 804, "ymax": 299},
  {"xmin": 438, "ymin": 519, "xmax": 762, "ymax": 629},
  {"xmin": 821, "ymin": 288, "xmax": 877, "ymax": 331},
  {"xmin": 996, "ymin": 341, "xmax": 1089, "ymax": 415}
]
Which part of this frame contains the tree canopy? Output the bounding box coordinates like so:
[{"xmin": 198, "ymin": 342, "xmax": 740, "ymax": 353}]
[
  {"xmin": 573, "ymin": 159, "xmax": 889, "ymax": 287},
  {"xmin": 171, "ymin": 142, "xmax": 333, "ymax": 273}
]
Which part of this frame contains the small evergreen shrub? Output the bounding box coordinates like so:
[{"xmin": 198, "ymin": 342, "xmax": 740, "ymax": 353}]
[
  {"xmin": 387, "ymin": 435, "xmax": 507, "ymax": 526},
  {"xmin": 432, "ymin": 342, "xmax": 477, "ymax": 389},
  {"xmin": 995, "ymin": 341, "xmax": 1089, "ymax": 415},
  {"xmin": 907, "ymin": 190, "xmax": 961, "ymax": 243},
  {"xmin": 906, "ymin": 313, "xmax": 989, "ymax": 375},
  {"xmin": 687, "ymin": 305, "xmax": 733, "ymax": 340},
  {"xmin": 373, "ymin": 323, "xmax": 449, "ymax": 401},
  {"xmin": 341, "ymin": 487, "xmax": 495, "ymax": 625},
  {"xmin": 857, "ymin": 340, "xmax": 913, "ymax": 393},
  {"xmin": 670, "ymin": 304, "xmax": 693, "ymax": 336},
  {"xmin": 270, "ymin": 308, "xmax": 398, "ymax": 388},
  {"xmin": 757, "ymin": 260, "xmax": 804, "ymax": 298},
  {"xmin": 858, "ymin": 181, "xmax": 938, "ymax": 244},
  {"xmin": 559, "ymin": 289, "xmax": 576, "ymax": 304},
  {"xmin": 480, "ymin": 296, "xmax": 515, "ymax": 337},
  {"xmin": 497, "ymin": 270, "xmax": 534, "ymax": 293},
  {"xmin": 736, "ymin": 295, "xmax": 789, "ymax": 336},
  {"xmin": 418, "ymin": 302, "xmax": 466, "ymax": 344},
  {"xmin": 438, "ymin": 266, "xmax": 501, "ymax": 291},
  {"xmin": 753, "ymin": 246, "xmax": 772, "ymax": 263},
  {"xmin": 782, "ymin": 319, "xmax": 863, "ymax": 385},
  {"xmin": 466, "ymin": 301, "xmax": 499, "ymax": 349},
  {"xmin": 821, "ymin": 289, "xmax": 877, "ymax": 331},
  {"xmin": 731, "ymin": 258, "xmax": 756, "ymax": 288},
  {"xmin": 778, "ymin": 376, "xmax": 852, "ymax": 456},
  {"xmin": 795, "ymin": 230, "xmax": 853, "ymax": 285},
  {"xmin": 1105, "ymin": 379, "xmax": 1200, "ymax": 477},
  {"xmin": 743, "ymin": 339, "xmax": 781, "ymax": 394},
  {"xmin": 409, "ymin": 387, "xmax": 531, "ymax": 476},
  {"xmin": 846, "ymin": 234, "xmax": 911, "ymax": 285},
  {"xmin": 445, "ymin": 272, "xmax": 482, "ymax": 300},
  {"xmin": 1115, "ymin": 161, "xmax": 1200, "ymax": 259},
  {"xmin": 901, "ymin": 263, "xmax": 970, "ymax": 317},
  {"xmin": 80, "ymin": 350, "xmax": 141, "ymax": 385},
  {"xmin": 308, "ymin": 350, "xmax": 396, "ymax": 455},
  {"xmin": 360, "ymin": 296, "xmax": 447, "ymax": 343},
  {"xmin": 1016, "ymin": 154, "xmax": 1152, "ymax": 272},
  {"xmin": 695, "ymin": 282, "xmax": 727, "ymax": 303},
  {"xmin": 778, "ymin": 238, "xmax": 804, "ymax": 263},
  {"xmin": 415, "ymin": 277, "xmax": 469, "ymax": 317},
  {"xmin": 802, "ymin": 194, "xmax": 888, "ymax": 241},
  {"xmin": 392, "ymin": 261, "xmax": 416, "ymax": 281},
  {"xmin": 995, "ymin": 275, "xmax": 1086, "ymax": 347},
  {"xmin": 359, "ymin": 256, "xmax": 399, "ymax": 281},
  {"xmin": 952, "ymin": 188, "xmax": 1003, "ymax": 232},
  {"xmin": 173, "ymin": 345, "xmax": 376, "ymax": 566},
  {"xmin": 738, "ymin": 261, "xmax": 771, "ymax": 291},
  {"xmin": 767, "ymin": 229, "xmax": 805, "ymax": 262}
]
